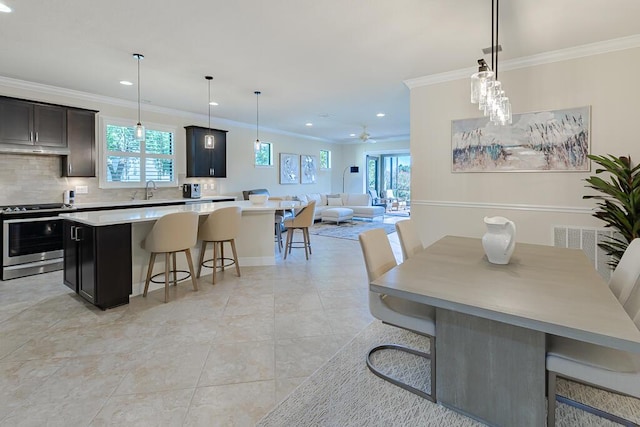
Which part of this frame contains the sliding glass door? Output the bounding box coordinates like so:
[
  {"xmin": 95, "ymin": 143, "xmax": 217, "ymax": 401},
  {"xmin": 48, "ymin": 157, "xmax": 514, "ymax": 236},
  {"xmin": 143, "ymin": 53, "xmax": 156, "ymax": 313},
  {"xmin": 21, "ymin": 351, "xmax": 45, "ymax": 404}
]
[{"xmin": 366, "ymin": 153, "xmax": 411, "ymax": 208}]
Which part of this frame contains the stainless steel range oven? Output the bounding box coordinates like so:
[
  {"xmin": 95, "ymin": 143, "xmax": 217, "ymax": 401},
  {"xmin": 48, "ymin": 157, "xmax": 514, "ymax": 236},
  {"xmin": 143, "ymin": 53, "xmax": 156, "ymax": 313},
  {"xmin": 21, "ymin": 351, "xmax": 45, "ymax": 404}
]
[{"xmin": 1, "ymin": 204, "xmax": 75, "ymax": 280}]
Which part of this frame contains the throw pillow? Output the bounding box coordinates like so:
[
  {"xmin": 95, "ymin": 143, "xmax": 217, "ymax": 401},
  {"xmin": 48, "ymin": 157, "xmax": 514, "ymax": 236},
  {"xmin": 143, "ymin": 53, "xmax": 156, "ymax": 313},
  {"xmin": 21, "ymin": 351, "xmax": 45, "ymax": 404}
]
[{"xmin": 327, "ymin": 197, "xmax": 343, "ymax": 206}]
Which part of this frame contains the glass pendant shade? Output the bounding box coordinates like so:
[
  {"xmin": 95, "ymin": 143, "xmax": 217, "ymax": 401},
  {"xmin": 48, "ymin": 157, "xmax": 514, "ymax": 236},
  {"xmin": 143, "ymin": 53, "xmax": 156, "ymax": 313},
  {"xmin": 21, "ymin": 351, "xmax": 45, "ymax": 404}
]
[
  {"xmin": 134, "ymin": 123, "xmax": 145, "ymax": 141},
  {"xmin": 254, "ymin": 139, "xmax": 261, "ymax": 151},
  {"xmin": 470, "ymin": 69, "xmax": 494, "ymax": 104},
  {"xmin": 204, "ymin": 134, "xmax": 215, "ymax": 149},
  {"xmin": 133, "ymin": 53, "xmax": 145, "ymax": 142},
  {"xmin": 204, "ymin": 75, "xmax": 215, "ymax": 149}
]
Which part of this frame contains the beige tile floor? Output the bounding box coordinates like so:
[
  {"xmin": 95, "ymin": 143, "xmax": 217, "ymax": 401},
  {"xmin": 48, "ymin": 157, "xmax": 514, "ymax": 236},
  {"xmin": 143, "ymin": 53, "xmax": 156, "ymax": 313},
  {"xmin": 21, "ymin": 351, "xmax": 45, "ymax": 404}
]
[{"xmin": 0, "ymin": 221, "xmax": 404, "ymax": 427}]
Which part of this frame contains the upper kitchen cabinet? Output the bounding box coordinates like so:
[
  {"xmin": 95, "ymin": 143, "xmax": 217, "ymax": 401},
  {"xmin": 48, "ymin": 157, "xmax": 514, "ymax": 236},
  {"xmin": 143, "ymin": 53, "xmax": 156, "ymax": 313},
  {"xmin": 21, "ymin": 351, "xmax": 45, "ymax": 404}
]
[
  {"xmin": 62, "ymin": 108, "xmax": 97, "ymax": 177},
  {"xmin": 0, "ymin": 97, "xmax": 66, "ymax": 148},
  {"xmin": 185, "ymin": 126, "xmax": 227, "ymax": 178}
]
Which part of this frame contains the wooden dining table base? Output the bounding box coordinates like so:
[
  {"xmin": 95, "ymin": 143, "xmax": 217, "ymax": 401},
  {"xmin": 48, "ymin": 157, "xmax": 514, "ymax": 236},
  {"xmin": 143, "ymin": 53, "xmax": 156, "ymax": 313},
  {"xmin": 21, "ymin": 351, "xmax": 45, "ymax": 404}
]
[{"xmin": 436, "ymin": 308, "xmax": 546, "ymax": 426}]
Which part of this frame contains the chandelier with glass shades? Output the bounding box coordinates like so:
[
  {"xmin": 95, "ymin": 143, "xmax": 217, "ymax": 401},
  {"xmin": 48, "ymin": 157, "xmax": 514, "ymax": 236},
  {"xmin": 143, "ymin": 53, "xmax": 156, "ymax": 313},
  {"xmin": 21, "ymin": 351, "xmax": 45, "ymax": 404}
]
[{"xmin": 470, "ymin": 0, "xmax": 511, "ymax": 125}]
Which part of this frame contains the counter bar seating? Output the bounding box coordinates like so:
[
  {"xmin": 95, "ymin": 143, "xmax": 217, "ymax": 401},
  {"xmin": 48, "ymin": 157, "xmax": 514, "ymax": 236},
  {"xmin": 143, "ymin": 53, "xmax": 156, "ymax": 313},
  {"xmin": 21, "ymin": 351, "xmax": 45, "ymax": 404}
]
[
  {"xmin": 197, "ymin": 206, "xmax": 242, "ymax": 284},
  {"xmin": 142, "ymin": 211, "xmax": 199, "ymax": 303},
  {"xmin": 358, "ymin": 228, "xmax": 436, "ymax": 401},
  {"xmin": 546, "ymin": 238, "xmax": 640, "ymax": 426},
  {"xmin": 283, "ymin": 200, "xmax": 316, "ymax": 260}
]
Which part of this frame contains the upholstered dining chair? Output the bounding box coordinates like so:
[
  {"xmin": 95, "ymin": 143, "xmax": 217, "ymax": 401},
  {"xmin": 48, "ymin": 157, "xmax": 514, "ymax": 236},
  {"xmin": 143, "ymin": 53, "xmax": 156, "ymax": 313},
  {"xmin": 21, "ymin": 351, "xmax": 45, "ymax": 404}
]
[
  {"xmin": 142, "ymin": 211, "xmax": 199, "ymax": 303},
  {"xmin": 197, "ymin": 206, "xmax": 242, "ymax": 284},
  {"xmin": 283, "ymin": 200, "xmax": 316, "ymax": 260},
  {"xmin": 608, "ymin": 238, "xmax": 640, "ymax": 305},
  {"xmin": 358, "ymin": 228, "xmax": 436, "ymax": 401},
  {"xmin": 546, "ymin": 239, "xmax": 640, "ymax": 426},
  {"xmin": 395, "ymin": 219, "xmax": 424, "ymax": 262}
]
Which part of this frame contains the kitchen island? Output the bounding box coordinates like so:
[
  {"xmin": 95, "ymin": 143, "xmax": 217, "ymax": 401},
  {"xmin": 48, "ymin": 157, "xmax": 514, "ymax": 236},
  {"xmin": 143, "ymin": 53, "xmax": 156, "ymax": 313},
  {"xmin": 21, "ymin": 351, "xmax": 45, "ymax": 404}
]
[{"xmin": 60, "ymin": 200, "xmax": 299, "ymax": 308}]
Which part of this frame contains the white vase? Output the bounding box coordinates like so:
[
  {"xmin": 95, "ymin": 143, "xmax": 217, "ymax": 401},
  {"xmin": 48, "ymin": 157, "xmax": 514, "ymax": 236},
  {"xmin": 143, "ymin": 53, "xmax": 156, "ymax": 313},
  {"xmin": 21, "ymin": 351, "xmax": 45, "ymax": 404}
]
[{"xmin": 482, "ymin": 216, "xmax": 516, "ymax": 265}]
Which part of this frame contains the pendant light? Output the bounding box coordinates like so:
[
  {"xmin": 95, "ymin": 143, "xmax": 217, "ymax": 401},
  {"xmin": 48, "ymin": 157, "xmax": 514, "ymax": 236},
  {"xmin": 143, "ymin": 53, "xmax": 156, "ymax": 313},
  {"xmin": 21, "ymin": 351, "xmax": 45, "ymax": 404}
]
[
  {"xmin": 254, "ymin": 91, "xmax": 261, "ymax": 152},
  {"xmin": 469, "ymin": 0, "xmax": 511, "ymax": 125},
  {"xmin": 133, "ymin": 53, "xmax": 145, "ymax": 141},
  {"xmin": 204, "ymin": 76, "xmax": 215, "ymax": 149}
]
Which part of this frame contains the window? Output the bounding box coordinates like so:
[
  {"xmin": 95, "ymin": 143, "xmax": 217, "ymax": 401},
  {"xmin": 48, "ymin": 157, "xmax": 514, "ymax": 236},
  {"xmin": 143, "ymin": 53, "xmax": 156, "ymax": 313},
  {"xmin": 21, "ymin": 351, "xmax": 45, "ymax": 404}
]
[
  {"xmin": 320, "ymin": 149, "xmax": 331, "ymax": 169},
  {"xmin": 255, "ymin": 142, "xmax": 273, "ymax": 167},
  {"xmin": 101, "ymin": 118, "xmax": 177, "ymax": 188}
]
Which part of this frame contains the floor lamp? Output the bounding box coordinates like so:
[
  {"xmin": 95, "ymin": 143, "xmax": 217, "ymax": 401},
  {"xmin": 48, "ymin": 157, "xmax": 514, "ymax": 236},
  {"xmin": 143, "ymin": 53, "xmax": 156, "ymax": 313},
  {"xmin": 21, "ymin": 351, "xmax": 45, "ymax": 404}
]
[{"xmin": 342, "ymin": 166, "xmax": 359, "ymax": 193}]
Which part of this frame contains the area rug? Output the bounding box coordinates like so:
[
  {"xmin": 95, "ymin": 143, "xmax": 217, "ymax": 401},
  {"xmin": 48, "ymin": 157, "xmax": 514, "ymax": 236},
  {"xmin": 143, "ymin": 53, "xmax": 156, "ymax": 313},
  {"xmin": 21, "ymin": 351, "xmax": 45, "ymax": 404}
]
[
  {"xmin": 257, "ymin": 321, "xmax": 640, "ymax": 427},
  {"xmin": 308, "ymin": 221, "xmax": 396, "ymax": 241}
]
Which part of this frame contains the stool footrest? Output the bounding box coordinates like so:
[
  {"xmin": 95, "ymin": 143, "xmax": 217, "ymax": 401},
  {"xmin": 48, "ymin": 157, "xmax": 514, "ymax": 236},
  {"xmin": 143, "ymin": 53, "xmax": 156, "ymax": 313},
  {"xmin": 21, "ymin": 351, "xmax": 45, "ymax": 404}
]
[{"xmin": 149, "ymin": 270, "xmax": 191, "ymax": 284}]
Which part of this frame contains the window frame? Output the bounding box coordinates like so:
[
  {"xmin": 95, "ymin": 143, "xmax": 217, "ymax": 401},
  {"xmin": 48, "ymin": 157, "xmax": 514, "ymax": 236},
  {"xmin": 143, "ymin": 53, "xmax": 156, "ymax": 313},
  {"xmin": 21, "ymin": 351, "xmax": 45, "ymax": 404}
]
[
  {"xmin": 254, "ymin": 141, "xmax": 274, "ymax": 167},
  {"xmin": 320, "ymin": 149, "xmax": 332, "ymax": 170},
  {"xmin": 99, "ymin": 116, "xmax": 178, "ymax": 189}
]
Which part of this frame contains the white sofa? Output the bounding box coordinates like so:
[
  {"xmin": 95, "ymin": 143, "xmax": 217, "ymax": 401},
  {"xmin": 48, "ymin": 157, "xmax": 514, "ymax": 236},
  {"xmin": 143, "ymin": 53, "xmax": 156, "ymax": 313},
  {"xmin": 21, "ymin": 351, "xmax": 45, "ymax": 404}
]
[{"xmin": 287, "ymin": 193, "xmax": 385, "ymax": 221}]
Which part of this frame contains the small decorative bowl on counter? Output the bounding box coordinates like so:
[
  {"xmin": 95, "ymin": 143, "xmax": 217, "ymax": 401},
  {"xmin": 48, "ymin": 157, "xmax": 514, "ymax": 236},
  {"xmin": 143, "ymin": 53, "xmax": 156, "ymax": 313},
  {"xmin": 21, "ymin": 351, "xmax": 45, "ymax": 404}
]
[{"xmin": 249, "ymin": 194, "xmax": 269, "ymax": 204}]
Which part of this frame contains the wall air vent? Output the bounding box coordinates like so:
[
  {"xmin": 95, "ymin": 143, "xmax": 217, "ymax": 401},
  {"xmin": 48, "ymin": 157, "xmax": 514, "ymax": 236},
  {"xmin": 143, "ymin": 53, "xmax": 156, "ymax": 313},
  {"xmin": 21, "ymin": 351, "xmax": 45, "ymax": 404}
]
[{"xmin": 553, "ymin": 226, "xmax": 619, "ymax": 281}]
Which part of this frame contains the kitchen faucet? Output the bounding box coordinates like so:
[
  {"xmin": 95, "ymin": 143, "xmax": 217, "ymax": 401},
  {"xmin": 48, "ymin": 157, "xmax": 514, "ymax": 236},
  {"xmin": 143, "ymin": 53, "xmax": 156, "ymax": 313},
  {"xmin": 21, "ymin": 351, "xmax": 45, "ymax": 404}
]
[{"xmin": 145, "ymin": 180, "xmax": 157, "ymax": 200}]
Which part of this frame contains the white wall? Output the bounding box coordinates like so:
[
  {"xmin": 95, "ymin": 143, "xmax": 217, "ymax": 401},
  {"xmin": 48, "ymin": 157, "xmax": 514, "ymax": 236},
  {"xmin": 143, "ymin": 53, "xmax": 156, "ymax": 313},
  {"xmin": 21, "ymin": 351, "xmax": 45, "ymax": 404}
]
[
  {"xmin": 410, "ymin": 47, "xmax": 640, "ymax": 246},
  {"xmin": 0, "ymin": 82, "xmax": 337, "ymax": 205}
]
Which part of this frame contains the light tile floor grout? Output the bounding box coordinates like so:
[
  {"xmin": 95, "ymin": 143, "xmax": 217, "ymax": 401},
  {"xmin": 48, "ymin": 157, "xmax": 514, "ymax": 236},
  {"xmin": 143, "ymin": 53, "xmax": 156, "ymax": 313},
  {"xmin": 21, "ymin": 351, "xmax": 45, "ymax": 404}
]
[{"xmin": 0, "ymin": 217, "xmax": 406, "ymax": 427}]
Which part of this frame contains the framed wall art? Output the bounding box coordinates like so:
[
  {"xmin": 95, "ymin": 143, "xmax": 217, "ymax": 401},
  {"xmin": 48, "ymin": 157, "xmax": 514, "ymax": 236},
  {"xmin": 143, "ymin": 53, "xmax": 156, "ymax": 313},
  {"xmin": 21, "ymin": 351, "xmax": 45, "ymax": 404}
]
[
  {"xmin": 451, "ymin": 106, "xmax": 590, "ymax": 172},
  {"xmin": 301, "ymin": 154, "xmax": 318, "ymax": 184},
  {"xmin": 279, "ymin": 153, "xmax": 300, "ymax": 184}
]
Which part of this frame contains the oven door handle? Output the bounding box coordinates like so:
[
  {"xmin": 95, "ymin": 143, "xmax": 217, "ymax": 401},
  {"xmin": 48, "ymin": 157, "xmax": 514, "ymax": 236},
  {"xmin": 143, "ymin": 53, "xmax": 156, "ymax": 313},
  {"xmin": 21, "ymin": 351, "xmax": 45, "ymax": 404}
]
[{"xmin": 3, "ymin": 216, "xmax": 62, "ymax": 224}]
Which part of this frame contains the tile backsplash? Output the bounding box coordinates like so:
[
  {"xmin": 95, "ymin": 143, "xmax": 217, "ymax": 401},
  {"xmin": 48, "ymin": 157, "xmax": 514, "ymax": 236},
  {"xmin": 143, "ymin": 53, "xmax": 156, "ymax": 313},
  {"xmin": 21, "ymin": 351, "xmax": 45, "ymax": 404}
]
[{"xmin": 0, "ymin": 154, "xmax": 216, "ymax": 205}]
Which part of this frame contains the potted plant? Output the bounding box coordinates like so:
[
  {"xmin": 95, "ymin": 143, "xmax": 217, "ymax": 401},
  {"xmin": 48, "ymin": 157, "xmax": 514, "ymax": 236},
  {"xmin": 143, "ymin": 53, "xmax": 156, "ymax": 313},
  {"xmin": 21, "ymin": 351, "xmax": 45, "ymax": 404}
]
[{"xmin": 583, "ymin": 154, "xmax": 640, "ymax": 268}]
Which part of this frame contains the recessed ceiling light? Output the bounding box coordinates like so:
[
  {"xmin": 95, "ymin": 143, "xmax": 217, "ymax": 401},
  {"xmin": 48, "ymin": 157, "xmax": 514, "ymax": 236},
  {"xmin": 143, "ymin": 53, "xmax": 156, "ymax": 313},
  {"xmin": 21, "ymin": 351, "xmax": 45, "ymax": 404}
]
[
  {"xmin": 0, "ymin": 3, "xmax": 12, "ymax": 13},
  {"xmin": 120, "ymin": 80, "xmax": 133, "ymax": 86},
  {"xmin": 305, "ymin": 123, "xmax": 313, "ymax": 127},
  {"xmin": 209, "ymin": 101, "xmax": 219, "ymax": 106},
  {"xmin": 349, "ymin": 133, "xmax": 356, "ymax": 137},
  {"xmin": 376, "ymin": 113, "xmax": 385, "ymax": 117}
]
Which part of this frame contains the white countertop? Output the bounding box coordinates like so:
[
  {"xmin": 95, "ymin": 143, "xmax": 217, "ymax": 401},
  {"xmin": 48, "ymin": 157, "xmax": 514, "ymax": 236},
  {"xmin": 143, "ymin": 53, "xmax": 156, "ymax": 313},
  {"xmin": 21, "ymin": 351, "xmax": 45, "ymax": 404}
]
[
  {"xmin": 73, "ymin": 196, "xmax": 236, "ymax": 210},
  {"xmin": 60, "ymin": 200, "xmax": 302, "ymax": 226}
]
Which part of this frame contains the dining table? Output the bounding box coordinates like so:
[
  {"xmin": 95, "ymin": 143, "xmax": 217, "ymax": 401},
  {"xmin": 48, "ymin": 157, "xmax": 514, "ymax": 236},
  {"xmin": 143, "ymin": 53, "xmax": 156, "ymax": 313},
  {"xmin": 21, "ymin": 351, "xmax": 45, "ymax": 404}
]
[{"xmin": 370, "ymin": 235, "xmax": 640, "ymax": 427}]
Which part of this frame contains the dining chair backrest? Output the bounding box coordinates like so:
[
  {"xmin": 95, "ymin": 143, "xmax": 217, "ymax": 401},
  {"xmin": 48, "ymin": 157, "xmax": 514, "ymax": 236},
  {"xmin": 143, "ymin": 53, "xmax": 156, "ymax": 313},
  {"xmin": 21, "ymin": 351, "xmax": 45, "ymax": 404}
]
[
  {"xmin": 359, "ymin": 228, "xmax": 397, "ymax": 283},
  {"xmin": 198, "ymin": 206, "xmax": 242, "ymax": 242},
  {"xmin": 144, "ymin": 211, "xmax": 199, "ymax": 253},
  {"xmin": 395, "ymin": 219, "xmax": 423, "ymax": 261},
  {"xmin": 609, "ymin": 238, "xmax": 640, "ymax": 305},
  {"xmin": 288, "ymin": 200, "xmax": 316, "ymax": 228}
]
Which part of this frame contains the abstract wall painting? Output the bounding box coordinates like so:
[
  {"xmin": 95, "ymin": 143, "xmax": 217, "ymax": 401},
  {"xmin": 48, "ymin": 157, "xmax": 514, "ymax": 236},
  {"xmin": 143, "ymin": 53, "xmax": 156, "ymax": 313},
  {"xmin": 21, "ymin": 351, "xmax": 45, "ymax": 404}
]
[
  {"xmin": 279, "ymin": 153, "xmax": 300, "ymax": 184},
  {"xmin": 451, "ymin": 106, "xmax": 590, "ymax": 172},
  {"xmin": 301, "ymin": 154, "xmax": 318, "ymax": 184}
]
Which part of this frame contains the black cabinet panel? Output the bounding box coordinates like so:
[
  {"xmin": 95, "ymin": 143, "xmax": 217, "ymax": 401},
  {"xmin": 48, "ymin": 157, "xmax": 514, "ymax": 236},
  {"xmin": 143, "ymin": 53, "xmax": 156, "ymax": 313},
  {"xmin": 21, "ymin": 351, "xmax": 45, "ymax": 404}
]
[
  {"xmin": 34, "ymin": 105, "xmax": 66, "ymax": 147},
  {"xmin": 63, "ymin": 109, "xmax": 96, "ymax": 177},
  {"xmin": 185, "ymin": 126, "xmax": 227, "ymax": 177},
  {"xmin": 0, "ymin": 97, "xmax": 67, "ymax": 148},
  {"xmin": 0, "ymin": 98, "xmax": 33, "ymax": 145},
  {"xmin": 63, "ymin": 221, "xmax": 78, "ymax": 293},
  {"xmin": 63, "ymin": 220, "xmax": 132, "ymax": 310}
]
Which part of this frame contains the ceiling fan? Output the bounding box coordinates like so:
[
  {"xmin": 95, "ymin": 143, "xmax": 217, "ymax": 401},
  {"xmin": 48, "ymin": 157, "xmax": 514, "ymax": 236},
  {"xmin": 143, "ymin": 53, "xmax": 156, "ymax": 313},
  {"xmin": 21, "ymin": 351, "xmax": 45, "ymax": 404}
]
[{"xmin": 358, "ymin": 126, "xmax": 377, "ymax": 144}]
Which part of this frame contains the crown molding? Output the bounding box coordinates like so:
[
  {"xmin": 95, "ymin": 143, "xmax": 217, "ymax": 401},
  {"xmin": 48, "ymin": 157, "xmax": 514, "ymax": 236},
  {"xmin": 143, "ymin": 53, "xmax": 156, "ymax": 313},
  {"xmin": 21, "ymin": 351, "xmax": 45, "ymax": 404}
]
[
  {"xmin": 0, "ymin": 75, "xmax": 333, "ymax": 143},
  {"xmin": 404, "ymin": 34, "xmax": 640, "ymax": 89}
]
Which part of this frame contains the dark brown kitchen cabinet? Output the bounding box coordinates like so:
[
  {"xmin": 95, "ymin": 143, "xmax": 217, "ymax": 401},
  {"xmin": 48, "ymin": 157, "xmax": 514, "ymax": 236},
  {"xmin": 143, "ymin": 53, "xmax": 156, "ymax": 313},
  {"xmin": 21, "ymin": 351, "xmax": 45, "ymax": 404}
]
[
  {"xmin": 62, "ymin": 109, "xmax": 97, "ymax": 177},
  {"xmin": 185, "ymin": 126, "xmax": 227, "ymax": 177},
  {"xmin": 63, "ymin": 220, "xmax": 132, "ymax": 310},
  {"xmin": 0, "ymin": 97, "xmax": 66, "ymax": 147}
]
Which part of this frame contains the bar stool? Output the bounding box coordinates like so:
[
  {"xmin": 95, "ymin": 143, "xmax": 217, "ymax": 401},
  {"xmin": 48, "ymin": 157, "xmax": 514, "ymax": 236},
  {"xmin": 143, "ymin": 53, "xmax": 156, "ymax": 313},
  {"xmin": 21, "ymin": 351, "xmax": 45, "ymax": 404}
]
[
  {"xmin": 142, "ymin": 211, "xmax": 199, "ymax": 303},
  {"xmin": 197, "ymin": 206, "xmax": 242, "ymax": 284},
  {"xmin": 283, "ymin": 201, "xmax": 316, "ymax": 260},
  {"xmin": 275, "ymin": 213, "xmax": 284, "ymax": 253}
]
